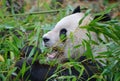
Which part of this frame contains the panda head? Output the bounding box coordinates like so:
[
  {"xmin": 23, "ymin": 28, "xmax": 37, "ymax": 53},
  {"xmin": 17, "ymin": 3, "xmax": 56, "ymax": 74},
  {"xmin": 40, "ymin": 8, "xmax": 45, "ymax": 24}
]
[
  {"xmin": 42, "ymin": 6, "xmax": 111, "ymax": 60},
  {"xmin": 42, "ymin": 6, "xmax": 92, "ymax": 48}
]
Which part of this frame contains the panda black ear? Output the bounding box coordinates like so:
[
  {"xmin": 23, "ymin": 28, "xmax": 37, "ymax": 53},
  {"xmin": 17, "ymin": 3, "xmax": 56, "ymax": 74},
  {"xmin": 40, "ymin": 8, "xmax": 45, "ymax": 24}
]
[
  {"xmin": 94, "ymin": 14, "xmax": 111, "ymax": 21},
  {"xmin": 72, "ymin": 6, "xmax": 81, "ymax": 14}
]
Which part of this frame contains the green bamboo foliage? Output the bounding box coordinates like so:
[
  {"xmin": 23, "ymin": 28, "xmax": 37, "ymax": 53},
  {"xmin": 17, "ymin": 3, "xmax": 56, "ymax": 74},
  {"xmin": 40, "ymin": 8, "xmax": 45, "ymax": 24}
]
[{"xmin": 0, "ymin": 0, "xmax": 120, "ymax": 80}]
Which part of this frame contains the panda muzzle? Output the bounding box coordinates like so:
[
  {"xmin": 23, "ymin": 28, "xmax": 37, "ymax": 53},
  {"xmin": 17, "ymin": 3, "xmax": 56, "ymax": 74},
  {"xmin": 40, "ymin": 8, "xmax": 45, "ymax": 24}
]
[{"xmin": 47, "ymin": 47, "xmax": 64, "ymax": 59}]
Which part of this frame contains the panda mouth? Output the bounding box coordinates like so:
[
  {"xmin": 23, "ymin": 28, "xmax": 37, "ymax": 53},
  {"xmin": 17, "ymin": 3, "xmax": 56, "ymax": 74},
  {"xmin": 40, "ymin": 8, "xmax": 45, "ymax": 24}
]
[
  {"xmin": 47, "ymin": 52, "xmax": 57, "ymax": 59},
  {"xmin": 47, "ymin": 47, "xmax": 64, "ymax": 59}
]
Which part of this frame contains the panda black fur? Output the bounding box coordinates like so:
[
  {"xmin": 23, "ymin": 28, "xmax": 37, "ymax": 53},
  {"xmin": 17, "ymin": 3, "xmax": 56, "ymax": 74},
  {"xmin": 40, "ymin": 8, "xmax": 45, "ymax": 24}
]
[
  {"xmin": 14, "ymin": 55, "xmax": 101, "ymax": 81},
  {"xmin": 20, "ymin": 45, "xmax": 41, "ymax": 58},
  {"xmin": 13, "ymin": 45, "xmax": 102, "ymax": 81}
]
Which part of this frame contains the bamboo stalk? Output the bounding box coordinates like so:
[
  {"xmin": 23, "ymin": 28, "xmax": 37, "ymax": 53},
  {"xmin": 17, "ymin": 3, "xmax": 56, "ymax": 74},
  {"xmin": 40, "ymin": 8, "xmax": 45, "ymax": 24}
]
[
  {"xmin": 2, "ymin": 7, "xmax": 87, "ymax": 17},
  {"xmin": 3, "ymin": 9, "xmax": 66, "ymax": 17}
]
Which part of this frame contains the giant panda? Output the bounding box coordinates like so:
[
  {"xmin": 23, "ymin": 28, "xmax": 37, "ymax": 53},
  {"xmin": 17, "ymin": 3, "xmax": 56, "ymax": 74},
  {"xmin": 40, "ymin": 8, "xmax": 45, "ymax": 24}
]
[
  {"xmin": 42, "ymin": 6, "xmax": 111, "ymax": 62},
  {"xmin": 13, "ymin": 6, "xmax": 111, "ymax": 81}
]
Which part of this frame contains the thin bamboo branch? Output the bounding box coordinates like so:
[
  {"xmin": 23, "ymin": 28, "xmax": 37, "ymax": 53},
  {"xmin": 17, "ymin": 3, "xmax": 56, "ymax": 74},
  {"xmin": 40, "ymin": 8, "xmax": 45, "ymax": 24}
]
[
  {"xmin": 2, "ymin": 7, "xmax": 87, "ymax": 17},
  {"xmin": 3, "ymin": 9, "xmax": 66, "ymax": 17}
]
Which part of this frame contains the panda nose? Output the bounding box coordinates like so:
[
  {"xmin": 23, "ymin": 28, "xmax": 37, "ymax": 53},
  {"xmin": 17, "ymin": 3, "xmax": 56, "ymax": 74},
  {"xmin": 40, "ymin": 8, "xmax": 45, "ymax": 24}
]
[{"xmin": 43, "ymin": 37, "xmax": 50, "ymax": 42}]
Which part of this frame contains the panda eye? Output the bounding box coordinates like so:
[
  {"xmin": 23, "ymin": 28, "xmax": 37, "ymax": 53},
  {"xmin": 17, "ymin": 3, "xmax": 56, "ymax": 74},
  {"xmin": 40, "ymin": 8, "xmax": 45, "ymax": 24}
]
[{"xmin": 59, "ymin": 28, "xmax": 67, "ymax": 42}]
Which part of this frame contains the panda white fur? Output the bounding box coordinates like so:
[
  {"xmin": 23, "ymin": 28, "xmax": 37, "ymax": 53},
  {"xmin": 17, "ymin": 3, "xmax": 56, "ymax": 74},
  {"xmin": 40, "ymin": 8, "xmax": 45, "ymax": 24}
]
[{"xmin": 43, "ymin": 6, "xmax": 111, "ymax": 62}]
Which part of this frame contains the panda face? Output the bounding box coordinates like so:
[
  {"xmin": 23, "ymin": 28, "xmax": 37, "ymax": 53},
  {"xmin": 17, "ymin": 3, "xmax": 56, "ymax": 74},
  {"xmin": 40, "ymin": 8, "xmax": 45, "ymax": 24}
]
[{"xmin": 42, "ymin": 13, "xmax": 85, "ymax": 48}]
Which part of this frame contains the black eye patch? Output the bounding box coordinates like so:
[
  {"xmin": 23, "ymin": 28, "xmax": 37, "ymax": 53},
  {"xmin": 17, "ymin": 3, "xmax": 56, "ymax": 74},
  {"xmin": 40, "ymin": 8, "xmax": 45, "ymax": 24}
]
[{"xmin": 59, "ymin": 28, "xmax": 67, "ymax": 42}]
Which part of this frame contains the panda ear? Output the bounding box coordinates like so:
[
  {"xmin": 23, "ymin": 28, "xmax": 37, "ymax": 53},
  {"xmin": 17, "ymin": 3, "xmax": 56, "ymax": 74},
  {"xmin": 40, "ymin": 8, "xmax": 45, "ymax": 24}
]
[
  {"xmin": 72, "ymin": 6, "xmax": 81, "ymax": 14},
  {"xmin": 94, "ymin": 14, "xmax": 111, "ymax": 21}
]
